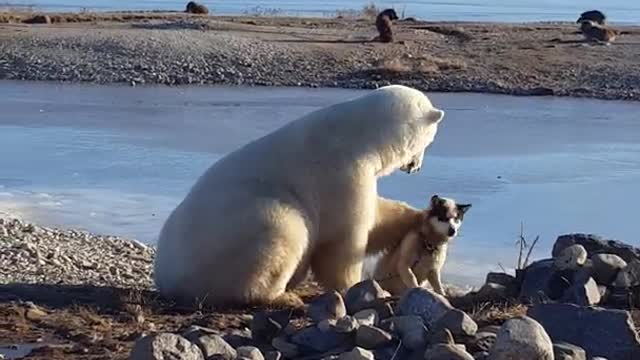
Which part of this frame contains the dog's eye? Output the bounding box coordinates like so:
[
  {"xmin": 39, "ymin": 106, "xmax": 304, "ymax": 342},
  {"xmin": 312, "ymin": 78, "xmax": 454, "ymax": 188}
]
[{"xmin": 438, "ymin": 216, "xmax": 449, "ymax": 222}]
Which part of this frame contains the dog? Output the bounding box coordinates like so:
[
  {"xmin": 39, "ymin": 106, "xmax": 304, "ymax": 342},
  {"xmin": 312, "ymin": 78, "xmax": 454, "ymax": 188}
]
[
  {"xmin": 375, "ymin": 9, "xmax": 399, "ymax": 43},
  {"xmin": 580, "ymin": 20, "xmax": 618, "ymax": 44},
  {"xmin": 576, "ymin": 10, "xmax": 606, "ymax": 25},
  {"xmin": 366, "ymin": 195, "xmax": 471, "ymax": 296},
  {"xmin": 185, "ymin": 1, "xmax": 209, "ymax": 14}
]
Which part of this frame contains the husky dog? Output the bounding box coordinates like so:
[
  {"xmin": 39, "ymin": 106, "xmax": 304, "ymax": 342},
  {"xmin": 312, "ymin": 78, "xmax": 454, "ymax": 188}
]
[
  {"xmin": 577, "ymin": 10, "xmax": 606, "ymax": 25},
  {"xmin": 366, "ymin": 195, "xmax": 471, "ymax": 296},
  {"xmin": 580, "ymin": 20, "xmax": 618, "ymax": 44},
  {"xmin": 375, "ymin": 9, "xmax": 399, "ymax": 43},
  {"xmin": 185, "ymin": 1, "xmax": 209, "ymax": 14}
]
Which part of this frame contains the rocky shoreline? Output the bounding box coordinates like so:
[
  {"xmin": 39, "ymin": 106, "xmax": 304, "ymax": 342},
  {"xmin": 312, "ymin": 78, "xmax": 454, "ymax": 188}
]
[
  {"xmin": 1, "ymin": 11, "xmax": 640, "ymax": 100},
  {"xmin": 1, "ymin": 217, "xmax": 640, "ymax": 359}
]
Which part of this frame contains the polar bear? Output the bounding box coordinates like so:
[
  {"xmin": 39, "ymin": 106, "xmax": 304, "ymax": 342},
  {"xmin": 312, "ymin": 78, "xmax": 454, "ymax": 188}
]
[{"xmin": 153, "ymin": 85, "xmax": 445, "ymax": 306}]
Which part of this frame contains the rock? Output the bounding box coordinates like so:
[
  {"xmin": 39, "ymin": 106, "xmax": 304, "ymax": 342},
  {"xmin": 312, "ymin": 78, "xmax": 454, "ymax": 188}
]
[
  {"xmin": 271, "ymin": 336, "xmax": 299, "ymax": 359},
  {"xmin": 308, "ymin": 291, "xmax": 347, "ymax": 323},
  {"xmin": 251, "ymin": 310, "xmax": 290, "ymax": 342},
  {"xmin": 353, "ymin": 309, "xmax": 378, "ymax": 327},
  {"xmin": 473, "ymin": 351, "xmax": 490, "ymax": 360},
  {"xmin": 183, "ymin": 334, "xmax": 236, "ymax": 360},
  {"xmin": 398, "ymin": 288, "xmax": 453, "ymax": 327},
  {"xmin": 591, "ymin": 254, "xmax": 627, "ymax": 285},
  {"xmin": 561, "ymin": 277, "xmax": 601, "ymax": 306},
  {"xmin": 430, "ymin": 309, "xmax": 478, "ymax": 339},
  {"xmin": 344, "ymin": 280, "xmax": 388, "ymax": 314},
  {"xmin": 237, "ymin": 346, "xmax": 264, "ymax": 360},
  {"xmin": 554, "ymin": 244, "xmax": 588, "ymax": 270},
  {"xmin": 469, "ymin": 331, "xmax": 496, "ymax": 353},
  {"xmin": 614, "ymin": 259, "xmax": 640, "ymax": 287},
  {"xmin": 424, "ymin": 344, "xmax": 474, "ymax": 360},
  {"xmin": 338, "ymin": 347, "xmax": 375, "ymax": 360},
  {"xmin": 290, "ymin": 326, "xmax": 350, "ymax": 353},
  {"xmin": 489, "ymin": 316, "xmax": 554, "ymax": 360},
  {"xmin": 335, "ymin": 315, "xmax": 359, "ymax": 333},
  {"xmin": 380, "ymin": 315, "xmax": 426, "ymax": 350},
  {"xmin": 264, "ymin": 351, "xmax": 282, "ymax": 360},
  {"xmin": 473, "ymin": 283, "xmax": 508, "ymax": 302},
  {"xmin": 355, "ymin": 325, "xmax": 394, "ymax": 349},
  {"xmin": 129, "ymin": 333, "xmax": 204, "ymax": 360},
  {"xmin": 427, "ymin": 328, "xmax": 455, "ymax": 346},
  {"xmin": 553, "ymin": 342, "xmax": 586, "ymax": 360},
  {"xmin": 528, "ymin": 303, "xmax": 640, "ymax": 359},
  {"xmin": 486, "ymin": 272, "xmax": 517, "ymax": 287},
  {"xmin": 553, "ymin": 234, "xmax": 640, "ymax": 263},
  {"xmin": 24, "ymin": 15, "xmax": 52, "ymax": 24},
  {"xmin": 318, "ymin": 319, "xmax": 337, "ymax": 332},
  {"xmin": 24, "ymin": 303, "xmax": 48, "ymax": 321},
  {"xmin": 520, "ymin": 259, "xmax": 572, "ymax": 302}
]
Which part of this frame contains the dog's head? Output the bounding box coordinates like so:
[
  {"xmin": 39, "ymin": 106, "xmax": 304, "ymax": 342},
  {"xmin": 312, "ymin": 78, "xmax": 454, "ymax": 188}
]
[
  {"xmin": 423, "ymin": 195, "xmax": 471, "ymax": 238},
  {"xmin": 380, "ymin": 8, "xmax": 399, "ymax": 21}
]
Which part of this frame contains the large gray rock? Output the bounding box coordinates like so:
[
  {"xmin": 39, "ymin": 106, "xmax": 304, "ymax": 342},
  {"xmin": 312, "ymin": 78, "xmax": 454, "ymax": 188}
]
[
  {"xmin": 591, "ymin": 254, "xmax": 627, "ymax": 285},
  {"xmin": 353, "ymin": 309, "xmax": 379, "ymax": 327},
  {"xmin": 290, "ymin": 326, "xmax": 350, "ymax": 354},
  {"xmin": 561, "ymin": 277, "xmax": 601, "ymax": 306},
  {"xmin": 489, "ymin": 316, "xmax": 554, "ymax": 360},
  {"xmin": 335, "ymin": 315, "xmax": 359, "ymax": 333},
  {"xmin": 183, "ymin": 333, "xmax": 236, "ymax": 360},
  {"xmin": 424, "ymin": 344, "xmax": 474, "ymax": 360},
  {"xmin": 469, "ymin": 331, "xmax": 497, "ymax": 353},
  {"xmin": 251, "ymin": 310, "xmax": 290, "ymax": 342},
  {"xmin": 237, "ymin": 346, "xmax": 265, "ymax": 360},
  {"xmin": 129, "ymin": 333, "xmax": 204, "ymax": 360},
  {"xmin": 338, "ymin": 347, "xmax": 375, "ymax": 360},
  {"xmin": 614, "ymin": 259, "xmax": 640, "ymax": 288},
  {"xmin": 398, "ymin": 287, "xmax": 453, "ymax": 327},
  {"xmin": 554, "ymin": 244, "xmax": 588, "ymax": 270},
  {"xmin": 308, "ymin": 291, "xmax": 347, "ymax": 323},
  {"xmin": 528, "ymin": 303, "xmax": 640, "ymax": 359},
  {"xmin": 355, "ymin": 325, "xmax": 394, "ymax": 349},
  {"xmin": 553, "ymin": 342, "xmax": 586, "ymax": 360},
  {"xmin": 380, "ymin": 315, "xmax": 426, "ymax": 350},
  {"xmin": 344, "ymin": 280, "xmax": 389, "ymax": 315},
  {"xmin": 553, "ymin": 234, "xmax": 640, "ymax": 263},
  {"xmin": 520, "ymin": 259, "xmax": 570, "ymax": 302},
  {"xmin": 271, "ymin": 336, "xmax": 299, "ymax": 359},
  {"xmin": 430, "ymin": 309, "xmax": 478, "ymax": 339}
]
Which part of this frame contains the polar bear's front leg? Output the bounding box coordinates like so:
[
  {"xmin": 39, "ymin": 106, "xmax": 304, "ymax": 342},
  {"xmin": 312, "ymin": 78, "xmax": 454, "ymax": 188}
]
[{"xmin": 310, "ymin": 226, "xmax": 369, "ymax": 292}]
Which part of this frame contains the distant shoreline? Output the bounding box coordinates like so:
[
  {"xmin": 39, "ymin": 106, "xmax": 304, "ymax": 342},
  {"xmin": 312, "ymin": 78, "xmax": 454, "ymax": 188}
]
[{"xmin": 1, "ymin": 11, "xmax": 639, "ymax": 101}]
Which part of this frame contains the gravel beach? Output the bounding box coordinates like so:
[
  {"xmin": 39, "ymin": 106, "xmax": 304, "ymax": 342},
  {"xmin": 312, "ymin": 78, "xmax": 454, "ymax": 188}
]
[{"xmin": 1, "ymin": 11, "xmax": 640, "ymax": 100}]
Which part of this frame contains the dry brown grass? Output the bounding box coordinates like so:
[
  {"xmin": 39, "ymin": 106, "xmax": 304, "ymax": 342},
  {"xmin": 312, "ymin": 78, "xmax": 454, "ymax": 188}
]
[{"xmin": 469, "ymin": 302, "xmax": 528, "ymax": 328}]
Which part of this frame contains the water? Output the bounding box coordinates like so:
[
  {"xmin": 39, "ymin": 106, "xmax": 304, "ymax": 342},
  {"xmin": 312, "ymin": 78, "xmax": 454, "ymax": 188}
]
[
  {"xmin": 1, "ymin": 81, "xmax": 640, "ymax": 286},
  {"xmin": 2, "ymin": 0, "xmax": 640, "ymax": 24}
]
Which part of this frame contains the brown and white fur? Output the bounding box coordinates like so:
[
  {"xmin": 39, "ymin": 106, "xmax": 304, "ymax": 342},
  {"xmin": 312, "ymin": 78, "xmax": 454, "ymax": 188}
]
[
  {"xmin": 366, "ymin": 195, "xmax": 471, "ymax": 296},
  {"xmin": 580, "ymin": 20, "xmax": 618, "ymax": 44}
]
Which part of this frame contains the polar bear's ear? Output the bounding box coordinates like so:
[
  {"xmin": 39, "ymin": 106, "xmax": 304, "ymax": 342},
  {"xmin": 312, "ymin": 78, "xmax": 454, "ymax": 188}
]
[{"xmin": 426, "ymin": 109, "xmax": 445, "ymax": 124}]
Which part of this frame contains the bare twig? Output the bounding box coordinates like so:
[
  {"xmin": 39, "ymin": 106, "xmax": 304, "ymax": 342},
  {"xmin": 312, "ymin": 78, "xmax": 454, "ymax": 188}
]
[{"xmin": 523, "ymin": 235, "xmax": 540, "ymax": 268}]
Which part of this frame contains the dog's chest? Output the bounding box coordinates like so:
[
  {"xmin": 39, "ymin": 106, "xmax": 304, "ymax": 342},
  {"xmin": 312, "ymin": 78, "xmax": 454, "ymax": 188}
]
[{"xmin": 411, "ymin": 243, "xmax": 447, "ymax": 280}]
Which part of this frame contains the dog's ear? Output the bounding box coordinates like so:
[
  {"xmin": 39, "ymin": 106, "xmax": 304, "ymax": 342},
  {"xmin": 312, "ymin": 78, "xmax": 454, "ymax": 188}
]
[
  {"xmin": 430, "ymin": 195, "xmax": 440, "ymax": 206},
  {"xmin": 457, "ymin": 203, "xmax": 472, "ymax": 214}
]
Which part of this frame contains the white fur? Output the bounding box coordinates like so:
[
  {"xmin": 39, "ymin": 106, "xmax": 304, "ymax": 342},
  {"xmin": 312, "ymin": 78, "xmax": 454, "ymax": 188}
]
[{"xmin": 153, "ymin": 85, "xmax": 445, "ymax": 305}]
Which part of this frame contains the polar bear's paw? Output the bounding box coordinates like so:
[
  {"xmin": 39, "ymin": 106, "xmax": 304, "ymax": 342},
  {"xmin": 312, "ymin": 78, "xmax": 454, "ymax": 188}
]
[{"xmin": 268, "ymin": 292, "xmax": 305, "ymax": 310}]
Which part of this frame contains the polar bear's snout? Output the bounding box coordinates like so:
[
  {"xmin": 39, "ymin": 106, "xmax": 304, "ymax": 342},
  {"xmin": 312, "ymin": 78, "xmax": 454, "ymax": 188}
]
[{"xmin": 400, "ymin": 153, "xmax": 424, "ymax": 174}]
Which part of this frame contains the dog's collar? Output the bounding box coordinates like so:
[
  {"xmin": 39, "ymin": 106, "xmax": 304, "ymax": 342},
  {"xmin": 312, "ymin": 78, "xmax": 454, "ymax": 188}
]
[{"xmin": 417, "ymin": 229, "xmax": 438, "ymax": 253}]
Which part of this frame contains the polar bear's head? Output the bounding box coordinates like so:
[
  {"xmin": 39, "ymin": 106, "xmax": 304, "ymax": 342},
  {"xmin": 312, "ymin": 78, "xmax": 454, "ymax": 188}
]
[{"xmin": 362, "ymin": 85, "xmax": 445, "ymax": 177}]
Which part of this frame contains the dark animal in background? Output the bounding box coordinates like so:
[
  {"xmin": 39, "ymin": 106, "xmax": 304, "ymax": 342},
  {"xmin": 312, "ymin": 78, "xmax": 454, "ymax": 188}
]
[
  {"xmin": 577, "ymin": 10, "xmax": 606, "ymax": 25},
  {"xmin": 185, "ymin": 1, "xmax": 209, "ymax": 14},
  {"xmin": 580, "ymin": 20, "xmax": 618, "ymax": 43},
  {"xmin": 375, "ymin": 8, "xmax": 399, "ymax": 43}
]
